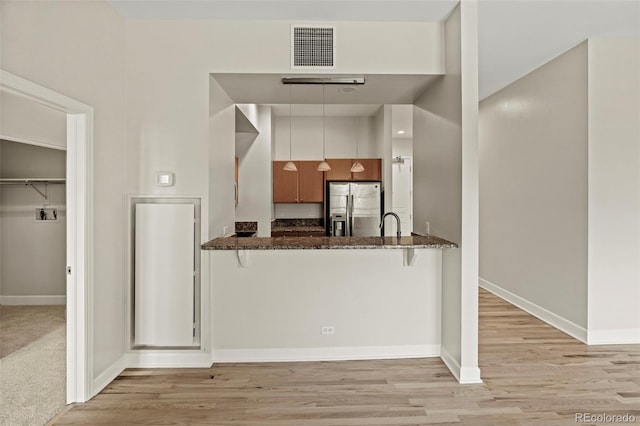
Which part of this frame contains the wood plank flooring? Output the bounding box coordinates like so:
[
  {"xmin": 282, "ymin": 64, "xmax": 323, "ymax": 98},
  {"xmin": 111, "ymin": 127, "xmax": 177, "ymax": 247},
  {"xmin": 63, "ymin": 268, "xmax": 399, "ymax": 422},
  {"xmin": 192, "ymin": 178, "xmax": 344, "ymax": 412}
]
[{"xmin": 51, "ymin": 289, "xmax": 640, "ymax": 425}]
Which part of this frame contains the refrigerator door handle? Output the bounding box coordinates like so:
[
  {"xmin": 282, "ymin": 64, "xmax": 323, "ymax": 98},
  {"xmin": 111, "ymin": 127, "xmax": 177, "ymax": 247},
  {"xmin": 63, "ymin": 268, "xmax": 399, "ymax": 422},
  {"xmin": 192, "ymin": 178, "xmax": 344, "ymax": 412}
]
[
  {"xmin": 349, "ymin": 194, "xmax": 354, "ymax": 236},
  {"xmin": 345, "ymin": 195, "xmax": 351, "ymax": 236}
]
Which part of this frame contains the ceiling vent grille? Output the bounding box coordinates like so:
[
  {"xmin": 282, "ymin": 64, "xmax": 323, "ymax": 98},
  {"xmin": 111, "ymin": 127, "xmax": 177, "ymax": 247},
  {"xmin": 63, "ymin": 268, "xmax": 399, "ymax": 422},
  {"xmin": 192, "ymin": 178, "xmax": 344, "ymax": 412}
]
[{"xmin": 291, "ymin": 25, "xmax": 336, "ymax": 69}]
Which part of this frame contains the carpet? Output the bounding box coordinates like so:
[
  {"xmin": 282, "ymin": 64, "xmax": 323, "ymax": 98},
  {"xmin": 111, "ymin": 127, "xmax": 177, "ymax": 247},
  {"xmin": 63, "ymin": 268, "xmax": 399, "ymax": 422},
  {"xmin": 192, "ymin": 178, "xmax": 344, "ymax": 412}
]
[
  {"xmin": 0, "ymin": 325, "xmax": 66, "ymax": 425},
  {"xmin": 0, "ymin": 305, "xmax": 65, "ymax": 358}
]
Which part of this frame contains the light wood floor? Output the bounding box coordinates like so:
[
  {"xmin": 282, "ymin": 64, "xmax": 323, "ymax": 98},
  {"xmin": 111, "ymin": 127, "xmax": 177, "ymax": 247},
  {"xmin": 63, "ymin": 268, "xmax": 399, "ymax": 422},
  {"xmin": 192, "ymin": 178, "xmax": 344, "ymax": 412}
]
[{"xmin": 51, "ymin": 289, "xmax": 640, "ymax": 425}]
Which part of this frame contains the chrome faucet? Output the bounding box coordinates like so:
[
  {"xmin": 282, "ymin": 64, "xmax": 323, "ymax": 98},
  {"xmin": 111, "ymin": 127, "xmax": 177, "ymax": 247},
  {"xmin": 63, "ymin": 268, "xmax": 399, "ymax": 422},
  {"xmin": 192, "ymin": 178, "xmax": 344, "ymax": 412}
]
[{"xmin": 379, "ymin": 212, "xmax": 402, "ymax": 239}]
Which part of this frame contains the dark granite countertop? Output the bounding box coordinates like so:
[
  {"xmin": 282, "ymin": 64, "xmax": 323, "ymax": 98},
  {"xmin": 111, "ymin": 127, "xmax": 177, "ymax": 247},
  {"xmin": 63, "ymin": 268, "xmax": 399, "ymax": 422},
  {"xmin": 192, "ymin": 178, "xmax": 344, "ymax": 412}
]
[
  {"xmin": 271, "ymin": 219, "xmax": 324, "ymax": 233},
  {"xmin": 202, "ymin": 235, "xmax": 457, "ymax": 250},
  {"xmin": 235, "ymin": 221, "xmax": 258, "ymax": 232},
  {"xmin": 271, "ymin": 225, "xmax": 325, "ymax": 233}
]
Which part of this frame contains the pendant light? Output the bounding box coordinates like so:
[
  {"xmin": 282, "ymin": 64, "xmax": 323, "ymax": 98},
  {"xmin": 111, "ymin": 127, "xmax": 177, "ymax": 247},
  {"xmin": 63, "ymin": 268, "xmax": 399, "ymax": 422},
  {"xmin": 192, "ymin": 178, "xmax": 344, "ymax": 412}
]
[
  {"xmin": 317, "ymin": 83, "xmax": 332, "ymax": 172},
  {"xmin": 283, "ymin": 84, "xmax": 297, "ymax": 172},
  {"xmin": 350, "ymin": 84, "xmax": 365, "ymax": 173}
]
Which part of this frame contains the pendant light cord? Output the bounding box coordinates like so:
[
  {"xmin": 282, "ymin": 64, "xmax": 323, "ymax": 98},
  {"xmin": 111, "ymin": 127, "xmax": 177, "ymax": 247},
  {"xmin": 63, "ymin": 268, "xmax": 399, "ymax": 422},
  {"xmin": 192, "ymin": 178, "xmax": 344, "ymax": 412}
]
[
  {"xmin": 355, "ymin": 83, "xmax": 359, "ymax": 159},
  {"xmin": 322, "ymin": 84, "xmax": 326, "ymax": 160},
  {"xmin": 289, "ymin": 84, "xmax": 293, "ymax": 161}
]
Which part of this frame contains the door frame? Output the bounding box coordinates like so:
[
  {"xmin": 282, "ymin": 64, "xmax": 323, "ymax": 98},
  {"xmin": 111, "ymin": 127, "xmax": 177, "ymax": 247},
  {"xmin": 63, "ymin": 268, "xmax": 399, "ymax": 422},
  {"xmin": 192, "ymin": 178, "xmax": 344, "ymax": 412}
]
[{"xmin": 0, "ymin": 69, "xmax": 94, "ymax": 403}]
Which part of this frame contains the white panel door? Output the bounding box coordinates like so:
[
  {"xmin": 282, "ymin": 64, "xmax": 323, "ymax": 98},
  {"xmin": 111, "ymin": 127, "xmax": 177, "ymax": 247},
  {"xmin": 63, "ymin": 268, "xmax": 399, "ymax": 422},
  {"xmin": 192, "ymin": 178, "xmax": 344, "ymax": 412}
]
[
  {"xmin": 391, "ymin": 157, "xmax": 413, "ymax": 236},
  {"xmin": 135, "ymin": 203, "xmax": 195, "ymax": 346}
]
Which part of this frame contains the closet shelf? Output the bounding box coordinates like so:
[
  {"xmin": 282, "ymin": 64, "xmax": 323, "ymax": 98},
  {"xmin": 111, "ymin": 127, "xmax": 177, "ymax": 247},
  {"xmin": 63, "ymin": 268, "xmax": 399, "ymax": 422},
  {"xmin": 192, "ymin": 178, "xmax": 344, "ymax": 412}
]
[{"xmin": 0, "ymin": 178, "xmax": 66, "ymax": 201}]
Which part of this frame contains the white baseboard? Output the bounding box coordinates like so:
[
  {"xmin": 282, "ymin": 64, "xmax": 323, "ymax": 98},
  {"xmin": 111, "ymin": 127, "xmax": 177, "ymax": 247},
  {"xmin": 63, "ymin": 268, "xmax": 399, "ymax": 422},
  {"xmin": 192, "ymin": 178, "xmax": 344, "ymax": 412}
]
[
  {"xmin": 126, "ymin": 350, "xmax": 212, "ymax": 368},
  {"xmin": 587, "ymin": 328, "xmax": 640, "ymax": 345},
  {"xmin": 439, "ymin": 345, "xmax": 461, "ymax": 382},
  {"xmin": 0, "ymin": 295, "xmax": 65, "ymax": 305},
  {"xmin": 459, "ymin": 366, "xmax": 483, "ymax": 384},
  {"xmin": 92, "ymin": 355, "xmax": 126, "ymax": 398},
  {"xmin": 212, "ymin": 344, "xmax": 441, "ymax": 363},
  {"xmin": 479, "ymin": 278, "xmax": 588, "ymax": 343},
  {"xmin": 439, "ymin": 346, "xmax": 482, "ymax": 384}
]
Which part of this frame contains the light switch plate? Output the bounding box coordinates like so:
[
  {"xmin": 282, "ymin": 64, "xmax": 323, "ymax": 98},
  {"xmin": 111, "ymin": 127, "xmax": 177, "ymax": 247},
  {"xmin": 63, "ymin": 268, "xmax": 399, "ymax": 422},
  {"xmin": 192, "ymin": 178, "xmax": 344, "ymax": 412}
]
[{"xmin": 155, "ymin": 172, "xmax": 174, "ymax": 187}]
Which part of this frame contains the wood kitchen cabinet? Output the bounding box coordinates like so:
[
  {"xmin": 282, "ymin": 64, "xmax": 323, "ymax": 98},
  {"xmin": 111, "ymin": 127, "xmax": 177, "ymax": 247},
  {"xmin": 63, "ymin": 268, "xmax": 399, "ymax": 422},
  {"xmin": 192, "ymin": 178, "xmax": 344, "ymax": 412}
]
[
  {"xmin": 324, "ymin": 159, "xmax": 353, "ymax": 181},
  {"xmin": 273, "ymin": 158, "xmax": 382, "ymax": 203},
  {"xmin": 323, "ymin": 158, "xmax": 382, "ymax": 182},
  {"xmin": 297, "ymin": 161, "xmax": 324, "ymax": 202},
  {"xmin": 351, "ymin": 158, "xmax": 382, "ymax": 181},
  {"xmin": 273, "ymin": 160, "xmax": 324, "ymax": 203},
  {"xmin": 273, "ymin": 161, "xmax": 299, "ymax": 203}
]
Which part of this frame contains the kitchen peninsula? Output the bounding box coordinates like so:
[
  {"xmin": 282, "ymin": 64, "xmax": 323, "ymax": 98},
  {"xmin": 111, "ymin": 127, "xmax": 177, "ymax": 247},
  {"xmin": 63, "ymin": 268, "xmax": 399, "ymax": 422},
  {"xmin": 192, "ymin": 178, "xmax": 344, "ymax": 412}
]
[
  {"xmin": 203, "ymin": 233, "xmax": 457, "ymax": 364},
  {"xmin": 203, "ymin": 234, "xmax": 456, "ymax": 250}
]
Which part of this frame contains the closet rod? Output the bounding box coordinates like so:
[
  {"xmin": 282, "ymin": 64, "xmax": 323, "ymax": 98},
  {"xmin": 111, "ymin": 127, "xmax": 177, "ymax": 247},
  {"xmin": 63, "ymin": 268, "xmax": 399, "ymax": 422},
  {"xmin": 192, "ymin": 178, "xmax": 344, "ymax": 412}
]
[
  {"xmin": 0, "ymin": 178, "xmax": 66, "ymax": 201},
  {"xmin": 0, "ymin": 178, "xmax": 66, "ymax": 184}
]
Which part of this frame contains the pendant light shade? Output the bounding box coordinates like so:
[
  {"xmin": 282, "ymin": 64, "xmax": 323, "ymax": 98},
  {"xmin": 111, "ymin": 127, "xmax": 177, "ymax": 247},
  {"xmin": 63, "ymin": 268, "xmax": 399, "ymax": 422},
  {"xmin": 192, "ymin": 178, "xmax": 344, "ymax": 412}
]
[
  {"xmin": 350, "ymin": 161, "xmax": 365, "ymax": 173},
  {"xmin": 317, "ymin": 160, "xmax": 331, "ymax": 172},
  {"xmin": 283, "ymin": 161, "xmax": 297, "ymax": 171},
  {"xmin": 317, "ymin": 84, "xmax": 332, "ymax": 172},
  {"xmin": 284, "ymin": 85, "xmax": 297, "ymax": 172}
]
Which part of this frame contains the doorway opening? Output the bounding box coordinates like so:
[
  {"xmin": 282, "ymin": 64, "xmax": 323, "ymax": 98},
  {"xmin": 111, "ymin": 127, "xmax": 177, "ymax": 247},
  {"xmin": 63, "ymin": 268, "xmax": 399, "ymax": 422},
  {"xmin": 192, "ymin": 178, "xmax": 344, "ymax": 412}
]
[
  {"xmin": 0, "ymin": 138, "xmax": 67, "ymax": 424},
  {"xmin": 0, "ymin": 70, "xmax": 94, "ymax": 409}
]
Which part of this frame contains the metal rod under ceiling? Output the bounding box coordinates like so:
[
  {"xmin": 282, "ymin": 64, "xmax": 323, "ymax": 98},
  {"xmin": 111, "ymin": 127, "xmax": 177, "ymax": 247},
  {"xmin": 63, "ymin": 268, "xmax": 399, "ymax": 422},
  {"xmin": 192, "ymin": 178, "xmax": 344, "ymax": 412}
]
[{"xmin": 281, "ymin": 77, "xmax": 365, "ymax": 85}]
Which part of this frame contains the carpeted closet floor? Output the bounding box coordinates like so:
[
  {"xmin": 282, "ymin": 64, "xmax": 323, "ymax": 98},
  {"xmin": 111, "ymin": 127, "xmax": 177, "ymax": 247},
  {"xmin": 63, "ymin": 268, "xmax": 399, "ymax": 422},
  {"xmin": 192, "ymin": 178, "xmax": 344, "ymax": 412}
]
[{"xmin": 0, "ymin": 305, "xmax": 66, "ymax": 426}]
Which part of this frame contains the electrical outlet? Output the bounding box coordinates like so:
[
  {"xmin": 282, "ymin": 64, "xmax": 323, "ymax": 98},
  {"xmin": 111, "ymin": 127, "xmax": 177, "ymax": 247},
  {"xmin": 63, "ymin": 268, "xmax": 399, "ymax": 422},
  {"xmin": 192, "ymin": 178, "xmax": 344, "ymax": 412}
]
[
  {"xmin": 321, "ymin": 326, "xmax": 335, "ymax": 335},
  {"xmin": 425, "ymin": 221, "xmax": 430, "ymax": 235},
  {"xmin": 223, "ymin": 225, "xmax": 228, "ymax": 235}
]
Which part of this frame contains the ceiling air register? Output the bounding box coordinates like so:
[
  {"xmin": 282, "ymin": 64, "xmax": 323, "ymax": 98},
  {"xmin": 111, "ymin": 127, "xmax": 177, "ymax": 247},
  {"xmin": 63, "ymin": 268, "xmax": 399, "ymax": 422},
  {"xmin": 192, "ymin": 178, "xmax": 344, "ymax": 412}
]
[{"xmin": 291, "ymin": 25, "xmax": 336, "ymax": 69}]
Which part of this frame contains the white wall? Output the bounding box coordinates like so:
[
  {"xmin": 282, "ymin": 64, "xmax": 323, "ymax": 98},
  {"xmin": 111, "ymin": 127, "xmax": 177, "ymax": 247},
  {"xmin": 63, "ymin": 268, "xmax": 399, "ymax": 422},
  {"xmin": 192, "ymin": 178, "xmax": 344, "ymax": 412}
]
[
  {"xmin": 392, "ymin": 138, "xmax": 413, "ymax": 157},
  {"xmin": 1, "ymin": 0, "xmax": 128, "ymax": 381},
  {"xmin": 274, "ymin": 203, "xmax": 324, "ymax": 220},
  {"xmin": 0, "ymin": 91, "xmax": 67, "ymax": 149},
  {"xmin": 0, "ymin": 140, "xmax": 66, "ymax": 299},
  {"xmin": 0, "ymin": 143, "xmax": 3, "ymax": 295},
  {"xmin": 236, "ymin": 106, "xmax": 273, "ymax": 236},
  {"xmin": 587, "ymin": 39, "xmax": 640, "ymax": 344},
  {"xmin": 479, "ymin": 42, "xmax": 589, "ymax": 331},
  {"xmin": 273, "ymin": 115, "xmax": 377, "ymax": 160},
  {"xmin": 210, "ymin": 249, "xmax": 442, "ymax": 359},
  {"xmin": 413, "ymin": 2, "xmax": 480, "ymax": 383},
  {"xmin": 125, "ymin": 18, "xmax": 443, "ymax": 241},
  {"xmin": 381, "ymin": 106, "xmax": 393, "ymax": 224},
  {"xmin": 391, "ymin": 104, "xmax": 413, "ymax": 157},
  {"xmin": 209, "ymin": 77, "xmax": 236, "ymax": 238},
  {"xmin": 414, "ymin": 11, "xmax": 463, "ymax": 376},
  {"xmin": 479, "ymin": 38, "xmax": 640, "ymax": 345}
]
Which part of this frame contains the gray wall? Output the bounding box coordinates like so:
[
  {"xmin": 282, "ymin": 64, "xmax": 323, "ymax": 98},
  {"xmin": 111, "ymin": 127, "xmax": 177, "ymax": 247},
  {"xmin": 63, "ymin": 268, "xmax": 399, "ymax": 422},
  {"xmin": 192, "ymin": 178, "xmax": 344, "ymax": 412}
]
[
  {"xmin": 479, "ymin": 42, "xmax": 589, "ymax": 328},
  {"xmin": 2, "ymin": 0, "xmax": 128, "ymax": 379},
  {"xmin": 0, "ymin": 91, "xmax": 67, "ymax": 149},
  {"xmin": 1, "ymin": 140, "xmax": 66, "ymax": 297},
  {"xmin": 413, "ymin": 5, "xmax": 463, "ymax": 366}
]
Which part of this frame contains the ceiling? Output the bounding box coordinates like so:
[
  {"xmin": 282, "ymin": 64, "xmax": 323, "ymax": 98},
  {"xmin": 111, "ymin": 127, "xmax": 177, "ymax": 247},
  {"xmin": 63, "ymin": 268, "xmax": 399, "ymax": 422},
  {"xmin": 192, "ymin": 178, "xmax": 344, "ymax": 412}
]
[
  {"xmin": 212, "ymin": 74, "xmax": 441, "ymax": 105},
  {"xmin": 478, "ymin": 0, "xmax": 639, "ymax": 99},
  {"xmin": 109, "ymin": 0, "xmax": 639, "ymax": 100}
]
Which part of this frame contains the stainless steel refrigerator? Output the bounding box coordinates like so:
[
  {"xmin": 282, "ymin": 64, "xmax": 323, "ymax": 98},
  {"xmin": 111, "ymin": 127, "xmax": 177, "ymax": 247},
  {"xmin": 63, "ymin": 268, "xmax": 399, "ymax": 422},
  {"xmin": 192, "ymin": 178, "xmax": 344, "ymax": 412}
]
[{"xmin": 326, "ymin": 181, "xmax": 383, "ymax": 237}]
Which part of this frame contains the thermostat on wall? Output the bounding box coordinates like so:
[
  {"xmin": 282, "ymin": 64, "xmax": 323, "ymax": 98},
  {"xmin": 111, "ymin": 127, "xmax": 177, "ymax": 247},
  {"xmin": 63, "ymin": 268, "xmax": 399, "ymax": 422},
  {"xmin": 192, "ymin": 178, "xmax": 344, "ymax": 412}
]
[{"xmin": 155, "ymin": 172, "xmax": 174, "ymax": 187}]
